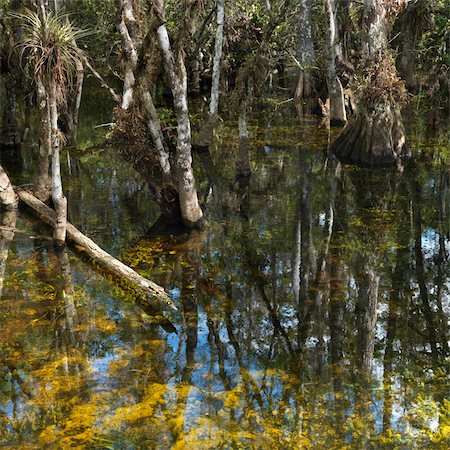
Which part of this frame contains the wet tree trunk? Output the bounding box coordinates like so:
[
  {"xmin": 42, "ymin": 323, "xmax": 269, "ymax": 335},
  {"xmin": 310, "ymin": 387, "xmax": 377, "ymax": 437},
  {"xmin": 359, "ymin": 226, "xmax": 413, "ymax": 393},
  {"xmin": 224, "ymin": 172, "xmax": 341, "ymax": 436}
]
[
  {"xmin": 329, "ymin": 163, "xmax": 346, "ymax": 370},
  {"xmin": 329, "ymin": 251, "xmax": 345, "ymax": 367},
  {"xmin": 155, "ymin": 2, "xmax": 203, "ymax": 228},
  {"xmin": 209, "ymin": 0, "xmax": 225, "ymax": 117},
  {"xmin": 55, "ymin": 246, "xmax": 79, "ymax": 347},
  {"xmin": 332, "ymin": 0, "xmax": 410, "ymax": 167},
  {"xmin": 294, "ymin": 0, "xmax": 316, "ymax": 100},
  {"xmin": 49, "ymin": 84, "xmax": 67, "ymax": 244},
  {"xmin": 325, "ymin": 0, "xmax": 347, "ymax": 125},
  {"xmin": 34, "ymin": 78, "xmax": 52, "ymax": 201},
  {"xmin": 296, "ymin": 154, "xmax": 317, "ymax": 349}
]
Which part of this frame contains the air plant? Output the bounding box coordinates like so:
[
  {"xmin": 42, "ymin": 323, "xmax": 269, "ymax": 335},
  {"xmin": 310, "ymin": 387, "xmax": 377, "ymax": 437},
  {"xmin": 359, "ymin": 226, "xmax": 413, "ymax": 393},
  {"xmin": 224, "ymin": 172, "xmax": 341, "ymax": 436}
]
[{"xmin": 11, "ymin": 8, "xmax": 88, "ymax": 103}]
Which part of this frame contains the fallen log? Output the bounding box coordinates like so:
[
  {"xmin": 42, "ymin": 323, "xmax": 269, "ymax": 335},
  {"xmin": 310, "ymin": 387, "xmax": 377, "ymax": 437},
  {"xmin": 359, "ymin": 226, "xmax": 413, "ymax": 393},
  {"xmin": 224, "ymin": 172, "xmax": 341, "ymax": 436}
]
[{"xmin": 16, "ymin": 188, "xmax": 175, "ymax": 310}]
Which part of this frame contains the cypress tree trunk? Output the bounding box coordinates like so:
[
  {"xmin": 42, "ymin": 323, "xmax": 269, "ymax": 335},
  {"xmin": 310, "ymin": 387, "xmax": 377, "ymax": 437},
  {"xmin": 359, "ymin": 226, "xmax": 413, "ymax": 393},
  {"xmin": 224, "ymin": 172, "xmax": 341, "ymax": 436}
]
[
  {"xmin": 332, "ymin": 0, "xmax": 410, "ymax": 167},
  {"xmin": 54, "ymin": 0, "xmax": 84, "ymax": 147},
  {"xmin": 172, "ymin": 62, "xmax": 203, "ymax": 227},
  {"xmin": 332, "ymin": 105, "xmax": 408, "ymax": 166}
]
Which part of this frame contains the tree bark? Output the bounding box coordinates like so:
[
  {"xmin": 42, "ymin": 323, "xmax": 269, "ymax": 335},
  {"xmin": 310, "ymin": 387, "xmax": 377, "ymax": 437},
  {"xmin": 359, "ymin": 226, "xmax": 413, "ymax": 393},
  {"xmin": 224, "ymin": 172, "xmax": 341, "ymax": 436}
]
[
  {"xmin": 115, "ymin": 0, "xmax": 138, "ymax": 109},
  {"xmin": 411, "ymin": 178, "xmax": 439, "ymax": 365},
  {"xmin": 141, "ymin": 90, "xmax": 171, "ymax": 176},
  {"xmin": 49, "ymin": 83, "xmax": 67, "ymax": 244},
  {"xmin": 332, "ymin": 106, "xmax": 409, "ymax": 167},
  {"xmin": 54, "ymin": 0, "xmax": 84, "ymax": 146},
  {"xmin": 16, "ymin": 189, "xmax": 174, "ymax": 309},
  {"xmin": 362, "ymin": 0, "xmax": 388, "ymax": 56},
  {"xmin": 155, "ymin": 2, "xmax": 203, "ymax": 227},
  {"xmin": 191, "ymin": 49, "xmax": 203, "ymax": 94},
  {"xmin": 34, "ymin": 78, "xmax": 52, "ymax": 201},
  {"xmin": 209, "ymin": 0, "xmax": 225, "ymax": 117},
  {"xmin": 238, "ymin": 77, "xmax": 253, "ymax": 141},
  {"xmin": 326, "ymin": 0, "xmax": 347, "ymax": 125},
  {"xmin": 294, "ymin": 0, "xmax": 316, "ymax": 100}
]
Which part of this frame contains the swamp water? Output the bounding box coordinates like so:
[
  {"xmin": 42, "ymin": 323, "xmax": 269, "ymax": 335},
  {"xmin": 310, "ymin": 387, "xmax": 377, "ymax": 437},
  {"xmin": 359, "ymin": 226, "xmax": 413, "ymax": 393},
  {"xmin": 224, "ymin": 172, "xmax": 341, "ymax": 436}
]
[{"xmin": 0, "ymin": 98, "xmax": 449, "ymax": 448}]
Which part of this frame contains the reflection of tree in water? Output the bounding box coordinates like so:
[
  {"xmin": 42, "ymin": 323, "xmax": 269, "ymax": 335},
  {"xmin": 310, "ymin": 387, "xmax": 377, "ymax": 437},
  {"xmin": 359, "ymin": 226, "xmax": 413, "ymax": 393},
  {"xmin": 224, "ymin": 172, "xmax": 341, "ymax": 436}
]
[
  {"xmin": 349, "ymin": 169, "xmax": 401, "ymax": 374},
  {"xmin": 0, "ymin": 209, "xmax": 17, "ymax": 297},
  {"xmin": 2, "ymin": 124, "xmax": 450, "ymax": 447}
]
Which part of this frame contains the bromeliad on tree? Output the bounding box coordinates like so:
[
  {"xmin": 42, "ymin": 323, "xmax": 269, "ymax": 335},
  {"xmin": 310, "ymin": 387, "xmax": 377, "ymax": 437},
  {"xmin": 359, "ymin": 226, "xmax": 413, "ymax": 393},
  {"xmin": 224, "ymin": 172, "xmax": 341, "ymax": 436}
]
[{"xmin": 13, "ymin": 6, "xmax": 87, "ymax": 243}]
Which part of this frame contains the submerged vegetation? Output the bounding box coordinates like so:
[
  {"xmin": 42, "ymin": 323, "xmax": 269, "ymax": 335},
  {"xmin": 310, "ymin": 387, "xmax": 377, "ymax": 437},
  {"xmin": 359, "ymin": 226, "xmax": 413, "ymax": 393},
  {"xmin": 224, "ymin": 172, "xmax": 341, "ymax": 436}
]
[{"xmin": 0, "ymin": 0, "xmax": 449, "ymax": 448}]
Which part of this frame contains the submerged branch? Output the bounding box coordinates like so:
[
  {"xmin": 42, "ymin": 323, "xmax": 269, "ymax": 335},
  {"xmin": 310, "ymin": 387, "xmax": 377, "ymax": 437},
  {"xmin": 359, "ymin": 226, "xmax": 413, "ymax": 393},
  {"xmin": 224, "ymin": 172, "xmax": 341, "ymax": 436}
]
[{"xmin": 16, "ymin": 189, "xmax": 175, "ymax": 310}]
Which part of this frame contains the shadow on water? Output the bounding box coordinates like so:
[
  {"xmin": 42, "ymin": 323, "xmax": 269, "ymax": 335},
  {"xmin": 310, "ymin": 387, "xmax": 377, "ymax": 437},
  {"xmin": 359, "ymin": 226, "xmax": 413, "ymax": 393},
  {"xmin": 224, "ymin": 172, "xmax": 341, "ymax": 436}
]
[{"xmin": 0, "ymin": 97, "xmax": 449, "ymax": 448}]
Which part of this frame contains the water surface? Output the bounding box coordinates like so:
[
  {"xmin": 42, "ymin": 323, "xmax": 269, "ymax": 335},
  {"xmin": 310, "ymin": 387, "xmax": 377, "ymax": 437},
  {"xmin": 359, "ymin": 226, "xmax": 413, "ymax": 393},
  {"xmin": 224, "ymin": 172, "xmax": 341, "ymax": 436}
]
[{"xmin": 0, "ymin": 100, "xmax": 449, "ymax": 449}]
